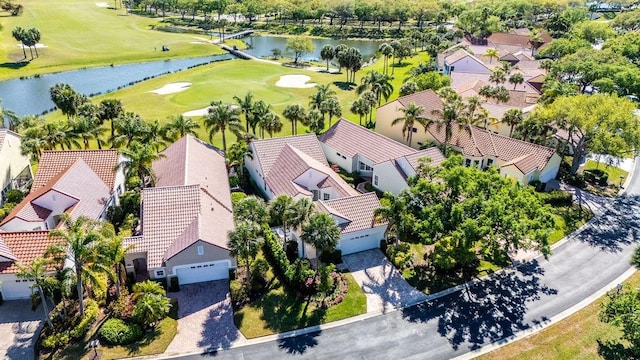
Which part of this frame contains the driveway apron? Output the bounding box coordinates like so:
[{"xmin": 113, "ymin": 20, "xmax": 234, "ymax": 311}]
[{"xmin": 0, "ymin": 300, "xmax": 43, "ymax": 360}]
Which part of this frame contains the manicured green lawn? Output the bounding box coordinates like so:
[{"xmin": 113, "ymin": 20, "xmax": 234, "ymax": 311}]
[
  {"xmin": 548, "ymin": 205, "xmax": 594, "ymax": 245},
  {"xmin": 234, "ymin": 273, "xmax": 366, "ymax": 339},
  {"xmin": 41, "ymin": 317, "xmax": 177, "ymax": 360},
  {"xmin": 0, "ymin": 0, "xmax": 241, "ymax": 80},
  {"xmin": 583, "ymin": 159, "xmax": 629, "ymax": 185},
  {"xmin": 477, "ymin": 271, "xmax": 640, "ymax": 360}
]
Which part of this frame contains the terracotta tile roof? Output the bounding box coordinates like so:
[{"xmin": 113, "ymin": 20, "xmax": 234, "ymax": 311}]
[
  {"xmin": 1, "ymin": 159, "xmax": 111, "ymax": 227},
  {"xmin": 487, "ymin": 32, "xmax": 552, "ymax": 48},
  {"xmin": 392, "ymin": 89, "xmax": 444, "ymax": 119},
  {"xmin": 154, "ymin": 135, "xmax": 232, "ymax": 211},
  {"xmin": 32, "ymin": 150, "xmax": 119, "ymax": 190},
  {"xmin": 0, "ymin": 231, "xmax": 62, "ymax": 274},
  {"xmin": 425, "ymin": 124, "xmax": 556, "ymax": 174},
  {"xmin": 317, "ymin": 193, "xmax": 386, "ymax": 234},
  {"xmin": 451, "ymin": 73, "xmax": 541, "ymax": 95},
  {"xmin": 252, "ymin": 134, "xmax": 327, "ymax": 177},
  {"xmin": 0, "ymin": 236, "xmax": 18, "ymax": 262},
  {"xmin": 402, "ymin": 147, "xmax": 446, "ymax": 171},
  {"xmin": 125, "ymin": 137, "xmax": 234, "ymax": 268},
  {"xmin": 320, "ymin": 119, "xmax": 416, "ymax": 165},
  {"xmin": 265, "ymin": 145, "xmax": 358, "ymax": 198}
]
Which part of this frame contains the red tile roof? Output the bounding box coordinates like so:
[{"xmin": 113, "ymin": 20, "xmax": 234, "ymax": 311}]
[
  {"xmin": 402, "ymin": 147, "xmax": 446, "ymax": 171},
  {"xmin": 390, "ymin": 89, "xmax": 444, "ymax": 119},
  {"xmin": 320, "ymin": 119, "xmax": 416, "ymax": 165},
  {"xmin": 487, "ymin": 32, "xmax": 552, "ymax": 48},
  {"xmin": 252, "ymin": 134, "xmax": 327, "ymax": 177},
  {"xmin": 317, "ymin": 193, "xmax": 386, "ymax": 234},
  {"xmin": 0, "ymin": 231, "xmax": 62, "ymax": 274},
  {"xmin": 33, "ymin": 150, "xmax": 119, "ymax": 190},
  {"xmin": 426, "ymin": 124, "xmax": 557, "ymax": 174}
]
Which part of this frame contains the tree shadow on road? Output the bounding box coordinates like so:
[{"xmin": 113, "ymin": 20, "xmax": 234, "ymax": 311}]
[
  {"xmin": 277, "ymin": 331, "xmax": 321, "ymax": 354},
  {"xmin": 401, "ymin": 260, "xmax": 557, "ymax": 351},
  {"xmin": 577, "ymin": 194, "xmax": 640, "ymax": 252}
]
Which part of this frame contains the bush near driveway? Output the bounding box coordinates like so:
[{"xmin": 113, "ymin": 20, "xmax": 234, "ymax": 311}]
[{"xmin": 99, "ymin": 318, "xmax": 143, "ymax": 345}]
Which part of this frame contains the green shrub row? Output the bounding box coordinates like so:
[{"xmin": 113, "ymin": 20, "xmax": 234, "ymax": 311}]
[
  {"xmin": 262, "ymin": 226, "xmax": 315, "ymax": 290},
  {"xmin": 70, "ymin": 299, "xmax": 99, "ymax": 339},
  {"xmin": 99, "ymin": 318, "xmax": 143, "ymax": 345},
  {"xmin": 539, "ymin": 190, "xmax": 574, "ymax": 207}
]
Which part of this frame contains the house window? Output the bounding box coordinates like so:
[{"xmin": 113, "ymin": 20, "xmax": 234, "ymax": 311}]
[
  {"xmin": 450, "ymin": 66, "xmax": 455, "ymax": 72},
  {"xmin": 374, "ymin": 175, "xmax": 379, "ymax": 186},
  {"xmin": 412, "ymin": 127, "xmax": 417, "ymax": 133},
  {"xmin": 473, "ymin": 160, "xmax": 479, "ymax": 168},
  {"xmin": 464, "ymin": 159, "xmax": 471, "ymax": 167},
  {"xmin": 197, "ymin": 245, "xmax": 204, "ymax": 256},
  {"xmin": 323, "ymin": 193, "xmax": 330, "ymax": 200},
  {"xmin": 487, "ymin": 159, "xmax": 494, "ymax": 166},
  {"xmin": 155, "ymin": 270, "xmax": 165, "ymax": 277},
  {"xmin": 117, "ymin": 185, "xmax": 123, "ymax": 195},
  {"xmin": 336, "ymin": 152, "xmax": 341, "ymax": 157},
  {"xmin": 359, "ymin": 162, "xmax": 373, "ymax": 171}
]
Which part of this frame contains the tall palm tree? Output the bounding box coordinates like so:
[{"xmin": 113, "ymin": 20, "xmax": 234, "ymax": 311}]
[
  {"xmin": 321, "ymin": 96, "xmax": 342, "ymax": 128},
  {"xmin": 268, "ymin": 194, "xmax": 294, "ymax": 236},
  {"xmin": 509, "ymin": 73, "xmax": 525, "ymax": 90},
  {"xmin": 117, "ymin": 141, "xmax": 165, "ymax": 188},
  {"xmin": 305, "ymin": 109, "xmax": 325, "ymax": 134},
  {"xmin": 234, "ymin": 196, "xmax": 268, "ymax": 224},
  {"xmin": 489, "ymin": 68, "xmax": 506, "ymax": 85},
  {"xmin": 99, "ymin": 236, "xmax": 132, "ymax": 298},
  {"xmin": 350, "ymin": 98, "xmax": 369, "ymax": 126},
  {"xmin": 0, "ymin": 100, "xmax": 19, "ymax": 130},
  {"xmin": 486, "ymin": 48, "xmax": 499, "ymax": 64},
  {"xmin": 431, "ymin": 90, "xmax": 468, "ymax": 155},
  {"xmin": 17, "ymin": 258, "xmax": 55, "ymax": 328},
  {"xmin": 48, "ymin": 215, "xmax": 110, "ymax": 317},
  {"xmin": 98, "ymin": 99, "xmax": 124, "ymax": 140},
  {"xmin": 164, "ymin": 114, "xmax": 200, "ymax": 141},
  {"xmin": 357, "ymin": 70, "xmax": 394, "ymax": 106},
  {"xmin": 12, "ymin": 27, "xmax": 27, "ymax": 59},
  {"xmin": 21, "ymin": 126, "xmax": 46, "ymax": 161},
  {"xmin": 300, "ymin": 213, "xmax": 340, "ymax": 263},
  {"xmin": 111, "ymin": 112, "xmax": 148, "ymax": 148},
  {"xmin": 228, "ymin": 220, "xmax": 262, "ymax": 284},
  {"xmin": 227, "ymin": 141, "xmax": 252, "ymax": 179},
  {"xmin": 360, "ymin": 90, "xmax": 377, "ymax": 125},
  {"xmin": 258, "ymin": 111, "xmax": 283, "ymax": 138},
  {"xmin": 379, "ymin": 43, "xmax": 394, "ymax": 75},
  {"xmin": 68, "ymin": 116, "xmax": 96, "ymax": 150},
  {"xmin": 282, "ymin": 104, "xmax": 306, "ymax": 135},
  {"xmin": 320, "ymin": 44, "xmax": 334, "ymax": 72},
  {"xmin": 233, "ymin": 92, "xmax": 255, "ymax": 133},
  {"xmin": 502, "ymin": 108, "xmax": 524, "ymax": 137},
  {"xmin": 144, "ymin": 119, "xmax": 169, "ymax": 151},
  {"xmin": 250, "ymin": 100, "xmax": 269, "ymax": 135},
  {"xmin": 374, "ymin": 192, "xmax": 407, "ymax": 247},
  {"xmin": 309, "ymin": 84, "xmax": 336, "ymax": 113},
  {"xmin": 43, "ymin": 122, "xmax": 75, "ymax": 150},
  {"xmin": 391, "ymin": 102, "xmax": 431, "ymax": 147},
  {"xmin": 203, "ymin": 102, "xmax": 242, "ymax": 154},
  {"xmin": 289, "ymin": 197, "xmax": 314, "ymax": 232}
]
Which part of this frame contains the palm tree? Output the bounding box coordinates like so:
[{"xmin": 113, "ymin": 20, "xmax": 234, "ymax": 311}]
[
  {"xmin": 305, "ymin": 109, "xmax": 325, "ymax": 134},
  {"xmin": 300, "ymin": 213, "xmax": 340, "ymax": 263},
  {"xmin": 309, "ymin": 84, "xmax": 336, "ymax": 115},
  {"xmin": 391, "ymin": 102, "xmax": 431, "ymax": 147},
  {"xmin": 144, "ymin": 119, "xmax": 169, "ymax": 151},
  {"xmin": 233, "ymin": 92, "xmax": 255, "ymax": 133},
  {"xmin": 282, "ymin": 104, "xmax": 306, "ymax": 135},
  {"xmin": 374, "ymin": 192, "xmax": 406, "ymax": 247},
  {"xmin": 203, "ymin": 102, "xmax": 242, "ymax": 154},
  {"xmin": 68, "ymin": 116, "xmax": 97, "ymax": 150},
  {"xmin": 48, "ymin": 215, "xmax": 109, "ymax": 317},
  {"xmin": 49, "ymin": 83, "xmax": 87, "ymax": 120},
  {"xmin": 379, "ymin": 43, "xmax": 394, "ymax": 75},
  {"xmin": 357, "ymin": 70, "xmax": 393, "ymax": 106},
  {"xmin": 502, "ymin": 108, "xmax": 524, "ymax": 137},
  {"xmin": 509, "ymin": 73, "xmax": 525, "ymax": 90},
  {"xmin": 258, "ymin": 112, "xmax": 282, "ymax": 138},
  {"xmin": 227, "ymin": 140, "xmax": 252, "ymax": 179},
  {"xmin": 132, "ymin": 281, "xmax": 171, "ymax": 327},
  {"xmin": 431, "ymin": 90, "xmax": 468, "ymax": 155},
  {"xmin": 12, "ymin": 27, "xmax": 27, "ymax": 59},
  {"xmin": 111, "ymin": 112, "xmax": 148, "ymax": 148},
  {"xmin": 489, "ymin": 68, "xmax": 506, "ymax": 85},
  {"xmin": 17, "ymin": 258, "xmax": 55, "ymax": 328},
  {"xmin": 228, "ymin": 220, "xmax": 262, "ymax": 284},
  {"xmin": 99, "ymin": 236, "xmax": 132, "ymax": 298},
  {"xmin": 27, "ymin": 28, "xmax": 41, "ymax": 57},
  {"xmin": 21, "ymin": 127, "xmax": 46, "ymax": 161},
  {"xmin": 360, "ymin": 90, "xmax": 377, "ymax": 126},
  {"xmin": 268, "ymin": 194, "xmax": 294, "ymax": 236},
  {"xmin": 98, "ymin": 99, "xmax": 124, "ymax": 140},
  {"xmin": 289, "ymin": 197, "xmax": 314, "ymax": 232},
  {"xmin": 0, "ymin": 100, "xmax": 19, "ymax": 130},
  {"xmin": 486, "ymin": 47, "xmax": 499, "ymax": 64},
  {"xmin": 43, "ymin": 122, "xmax": 74, "ymax": 150},
  {"xmin": 321, "ymin": 96, "xmax": 342, "ymax": 128},
  {"xmin": 234, "ymin": 196, "xmax": 268, "ymax": 224},
  {"xmin": 350, "ymin": 98, "xmax": 369, "ymax": 126},
  {"xmin": 320, "ymin": 44, "xmax": 334, "ymax": 72},
  {"xmin": 132, "ymin": 280, "xmax": 166, "ymax": 302},
  {"xmin": 117, "ymin": 141, "xmax": 165, "ymax": 188},
  {"xmin": 164, "ymin": 114, "xmax": 200, "ymax": 141}
]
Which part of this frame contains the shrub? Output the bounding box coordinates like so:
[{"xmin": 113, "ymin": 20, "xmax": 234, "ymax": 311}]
[
  {"xmin": 168, "ymin": 298, "xmax": 179, "ymax": 319},
  {"xmin": 42, "ymin": 332, "xmax": 70, "ymax": 349},
  {"xmin": 153, "ymin": 277, "xmax": 168, "ymax": 290},
  {"xmin": 231, "ymin": 192, "xmax": 247, "ymax": 206},
  {"xmin": 99, "ymin": 318, "xmax": 143, "ymax": 345},
  {"xmin": 168, "ymin": 277, "xmax": 179, "ymax": 292},
  {"xmin": 539, "ymin": 190, "xmax": 573, "ymax": 207},
  {"xmin": 70, "ymin": 299, "xmax": 99, "ymax": 339},
  {"xmin": 230, "ymin": 279, "xmax": 248, "ymax": 306},
  {"xmin": 229, "ymin": 176, "xmax": 239, "ymax": 188},
  {"xmin": 319, "ymin": 248, "xmax": 343, "ymax": 265},
  {"xmin": 386, "ymin": 243, "xmax": 414, "ymax": 269},
  {"xmin": 4, "ymin": 189, "xmax": 24, "ymax": 203},
  {"xmin": 250, "ymin": 258, "xmax": 269, "ymax": 294},
  {"xmin": 568, "ymin": 174, "xmax": 585, "ymax": 188},
  {"xmin": 109, "ymin": 292, "xmax": 135, "ymax": 320},
  {"xmin": 285, "ymin": 240, "xmax": 299, "ymax": 262},
  {"xmin": 528, "ymin": 180, "xmax": 543, "ymax": 192}
]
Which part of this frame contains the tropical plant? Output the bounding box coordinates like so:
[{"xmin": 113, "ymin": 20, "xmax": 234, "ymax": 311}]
[
  {"xmin": 164, "ymin": 114, "xmax": 200, "ymax": 141},
  {"xmin": 321, "ymin": 96, "xmax": 342, "ymax": 128},
  {"xmin": 379, "ymin": 42, "xmax": 394, "ymax": 75},
  {"xmin": 431, "ymin": 89, "xmax": 468, "ymax": 155},
  {"xmin": 233, "ymin": 92, "xmax": 255, "ymax": 133},
  {"xmin": 258, "ymin": 111, "xmax": 283, "ymax": 138},
  {"xmin": 320, "ymin": 44, "xmax": 334, "ymax": 71},
  {"xmin": 305, "ymin": 109, "xmax": 325, "ymax": 134},
  {"xmin": 117, "ymin": 141, "xmax": 165, "ymax": 188},
  {"xmin": 98, "ymin": 99, "xmax": 124, "ymax": 140},
  {"xmin": 233, "ymin": 196, "xmax": 268, "ymax": 225},
  {"xmin": 502, "ymin": 108, "xmax": 524, "ymax": 137},
  {"xmin": 374, "ymin": 192, "xmax": 407, "ymax": 247},
  {"xmin": 357, "ymin": 70, "xmax": 393, "ymax": 106},
  {"xmin": 132, "ymin": 281, "xmax": 171, "ymax": 327},
  {"xmin": 203, "ymin": 101, "xmax": 243, "ymax": 154},
  {"xmin": 111, "ymin": 112, "xmax": 149, "ymax": 148},
  {"xmin": 49, "ymin": 83, "xmax": 87, "ymax": 120},
  {"xmin": 282, "ymin": 104, "xmax": 306, "ymax": 135},
  {"xmin": 485, "ymin": 47, "xmax": 499, "ymax": 64},
  {"xmin": 0, "ymin": 100, "xmax": 19, "ymax": 131},
  {"xmin": 350, "ymin": 98, "xmax": 370, "ymax": 126},
  {"xmin": 300, "ymin": 213, "xmax": 341, "ymax": 262},
  {"xmin": 228, "ymin": 219, "xmax": 262, "ymax": 284},
  {"xmin": 509, "ymin": 72, "xmax": 525, "ymax": 90},
  {"xmin": 391, "ymin": 102, "xmax": 431, "ymax": 147},
  {"xmin": 227, "ymin": 140, "xmax": 252, "ymax": 179},
  {"xmin": 16, "ymin": 258, "xmax": 56, "ymax": 328}
]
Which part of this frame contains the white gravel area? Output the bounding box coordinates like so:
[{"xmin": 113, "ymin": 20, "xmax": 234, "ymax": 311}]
[
  {"xmin": 17, "ymin": 43, "xmax": 47, "ymax": 48},
  {"xmin": 275, "ymin": 74, "xmax": 317, "ymax": 88},
  {"xmin": 96, "ymin": 2, "xmax": 109, "ymax": 7},
  {"xmin": 182, "ymin": 107, "xmax": 212, "ymax": 117},
  {"xmin": 150, "ymin": 82, "xmax": 192, "ymax": 95}
]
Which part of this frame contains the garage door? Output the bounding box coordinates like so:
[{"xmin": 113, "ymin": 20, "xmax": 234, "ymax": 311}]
[
  {"xmin": 339, "ymin": 234, "xmax": 381, "ymax": 255},
  {"xmin": 0, "ymin": 277, "xmax": 34, "ymax": 300},
  {"xmin": 174, "ymin": 260, "xmax": 230, "ymax": 285}
]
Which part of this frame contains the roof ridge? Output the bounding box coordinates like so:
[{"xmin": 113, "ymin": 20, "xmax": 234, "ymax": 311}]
[
  {"xmin": 487, "ymin": 131, "xmax": 498, "ymax": 156},
  {"xmin": 184, "ymin": 135, "xmax": 190, "ymax": 186},
  {"xmin": 200, "ymin": 187, "xmax": 233, "ymax": 214},
  {"xmin": 472, "ymin": 125, "xmax": 554, "ymax": 153},
  {"xmin": 332, "ymin": 119, "xmax": 416, "ymax": 153},
  {"xmin": 467, "ymin": 126, "xmax": 483, "ymax": 156},
  {"xmin": 143, "ymin": 183, "xmax": 200, "ymax": 192}
]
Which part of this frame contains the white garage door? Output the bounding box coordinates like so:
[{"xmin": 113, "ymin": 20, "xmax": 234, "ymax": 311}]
[
  {"xmin": 339, "ymin": 234, "xmax": 381, "ymax": 255},
  {"xmin": 174, "ymin": 260, "xmax": 230, "ymax": 285},
  {"xmin": 0, "ymin": 277, "xmax": 34, "ymax": 300}
]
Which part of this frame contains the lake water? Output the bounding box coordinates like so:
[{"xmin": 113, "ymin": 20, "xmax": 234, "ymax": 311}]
[{"xmin": 0, "ymin": 36, "xmax": 382, "ymax": 118}]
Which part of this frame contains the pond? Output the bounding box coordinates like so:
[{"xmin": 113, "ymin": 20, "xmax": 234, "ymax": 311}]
[{"xmin": 0, "ymin": 36, "xmax": 383, "ymax": 119}]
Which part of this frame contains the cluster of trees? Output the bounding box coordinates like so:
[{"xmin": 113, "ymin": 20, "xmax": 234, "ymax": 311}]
[
  {"xmin": 319, "ymin": 43, "xmax": 363, "ymax": 83},
  {"xmin": 376, "ymin": 155, "xmax": 554, "ymax": 273},
  {"xmin": 228, "ymin": 194, "xmax": 341, "ymax": 296},
  {"xmin": 12, "ymin": 26, "xmax": 41, "ymax": 60}
]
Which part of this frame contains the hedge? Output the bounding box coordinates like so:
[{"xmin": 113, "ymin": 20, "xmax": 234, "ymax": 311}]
[
  {"xmin": 70, "ymin": 299, "xmax": 99, "ymax": 339},
  {"xmin": 99, "ymin": 318, "xmax": 143, "ymax": 345},
  {"xmin": 262, "ymin": 225, "xmax": 292, "ymax": 283},
  {"xmin": 539, "ymin": 190, "xmax": 573, "ymax": 207}
]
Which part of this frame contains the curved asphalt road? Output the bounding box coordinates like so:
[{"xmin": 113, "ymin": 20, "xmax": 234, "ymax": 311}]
[{"xmin": 174, "ymin": 158, "xmax": 640, "ymax": 360}]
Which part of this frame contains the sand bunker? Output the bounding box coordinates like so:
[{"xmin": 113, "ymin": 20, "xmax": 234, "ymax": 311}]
[
  {"xmin": 17, "ymin": 43, "xmax": 47, "ymax": 48},
  {"xmin": 96, "ymin": 2, "xmax": 109, "ymax": 7},
  {"xmin": 183, "ymin": 107, "xmax": 213, "ymax": 117},
  {"xmin": 150, "ymin": 82, "xmax": 192, "ymax": 95},
  {"xmin": 275, "ymin": 75, "xmax": 317, "ymax": 88}
]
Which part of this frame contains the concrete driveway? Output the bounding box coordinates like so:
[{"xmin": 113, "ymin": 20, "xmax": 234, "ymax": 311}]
[
  {"xmin": 343, "ymin": 249, "xmax": 427, "ymax": 313},
  {"xmin": 0, "ymin": 300, "xmax": 43, "ymax": 360},
  {"xmin": 164, "ymin": 280, "xmax": 245, "ymax": 355}
]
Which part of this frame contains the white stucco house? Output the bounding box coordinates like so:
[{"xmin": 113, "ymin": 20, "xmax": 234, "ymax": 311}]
[
  {"xmin": 0, "ymin": 129, "xmax": 33, "ymax": 204},
  {"xmin": 436, "ymin": 48, "xmax": 491, "ymax": 75},
  {"xmin": 0, "ymin": 150, "xmax": 124, "ymax": 300},
  {"xmin": 320, "ymin": 119, "xmax": 445, "ymax": 195},
  {"xmin": 124, "ymin": 136, "xmax": 236, "ymax": 285}
]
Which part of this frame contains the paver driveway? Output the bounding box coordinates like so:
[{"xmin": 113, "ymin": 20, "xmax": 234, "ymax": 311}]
[
  {"xmin": 0, "ymin": 300, "xmax": 43, "ymax": 360},
  {"xmin": 343, "ymin": 249, "xmax": 427, "ymax": 313},
  {"xmin": 165, "ymin": 280, "xmax": 245, "ymax": 355}
]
